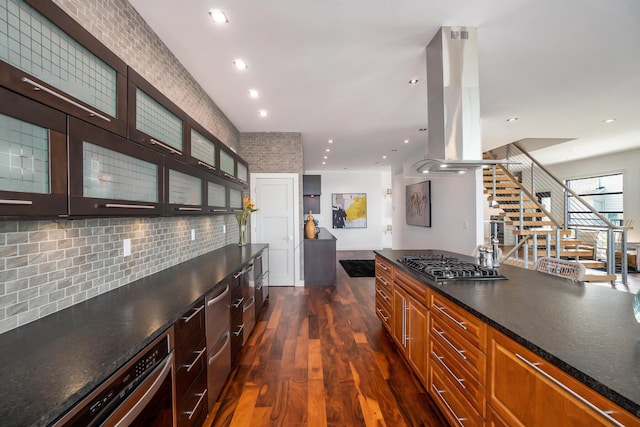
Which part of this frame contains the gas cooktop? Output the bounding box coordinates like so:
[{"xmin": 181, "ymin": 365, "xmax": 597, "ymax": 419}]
[{"xmin": 399, "ymin": 255, "xmax": 507, "ymax": 282}]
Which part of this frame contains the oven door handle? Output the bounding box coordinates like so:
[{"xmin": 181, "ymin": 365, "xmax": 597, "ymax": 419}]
[{"xmin": 103, "ymin": 352, "xmax": 174, "ymax": 427}]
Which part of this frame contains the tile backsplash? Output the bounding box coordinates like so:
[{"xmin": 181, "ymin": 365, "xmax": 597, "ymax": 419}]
[{"xmin": 0, "ymin": 216, "xmax": 237, "ymax": 334}]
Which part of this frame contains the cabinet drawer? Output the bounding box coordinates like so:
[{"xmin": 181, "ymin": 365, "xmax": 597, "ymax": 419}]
[
  {"xmin": 375, "ymin": 295, "xmax": 392, "ymax": 332},
  {"xmin": 176, "ymin": 370, "xmax": 208, "ymax": 427},
  {"xmin": 375, "ymin": 271, "xmax": 393, "ymax": 296},
  {"xmin": 430, "ymin": 362, "xmax": 484, "ymax": 427},
  {"xmin": 430, "ymin": 314, "xmax": 486, "ymax": 383},
  {"xmin": 174, "ymin": 303, "xmax": 205, "ymax": 363},
  {"xmin": 430, "ymin": 292, "xmax": 486, "ymax": 351},
  {"xmin": 375, "ymin": 281, "xmax": 392, "ymax": 306},
  {"xmin": 395, "ymin": 269, "xmax": 429, "ymax": 308},
  {"xmin": 430, "ymin": 337, "xmax": 485, "ymax": 415},
  {"xmin": 375, "ymin": 256, "xmax": 393, "ymax": 282},
  {"xmin": 175, "ymin": 338, "xmax": 206, "ymax": 400}
]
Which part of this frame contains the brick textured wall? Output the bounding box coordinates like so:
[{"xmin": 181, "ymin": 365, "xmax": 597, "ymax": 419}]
[
  {"xmin": 238, "ymin": 132, "xmax": 304, "ymax": 175},
  {"xmin": 0, "ymin": 0, "xmax": 245, "ymax": 333}
]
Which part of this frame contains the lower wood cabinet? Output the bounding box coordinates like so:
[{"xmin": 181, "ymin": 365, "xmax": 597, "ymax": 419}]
[
  {"xmin": 175, "ymin": 300, "xmax": 208, "ymax": 427},
  {"xmin": 488, "ymin": 327, "xmax": 639, "ymax": 427}
]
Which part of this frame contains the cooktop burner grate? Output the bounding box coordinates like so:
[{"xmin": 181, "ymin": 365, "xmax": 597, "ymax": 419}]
[{"xmin": 400, "ymin": 255, "xmax": 507, "ymax": 282}]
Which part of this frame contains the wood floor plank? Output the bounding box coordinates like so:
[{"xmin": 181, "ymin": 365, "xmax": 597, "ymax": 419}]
[{"xmin": 209, "ymin": 250, "xmax": 447, "ymax": 427}]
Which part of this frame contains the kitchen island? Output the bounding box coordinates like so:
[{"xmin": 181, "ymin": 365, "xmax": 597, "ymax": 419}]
[
  {"xmin": 0, "ymin": 244, "xmax": 267, "ymax": 427},
  {"xmin": 375, "ymin": 249, "xmax": 640, "ymax": 426}
]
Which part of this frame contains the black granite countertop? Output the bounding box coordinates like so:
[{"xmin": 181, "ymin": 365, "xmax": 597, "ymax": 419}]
[
  {"xmin": 0, "ymin": 243, "xmax": 267, "ymax": 427},
  {"xmin": 375, "ymin": 249, "xmax": 640, "ymax": 418}
]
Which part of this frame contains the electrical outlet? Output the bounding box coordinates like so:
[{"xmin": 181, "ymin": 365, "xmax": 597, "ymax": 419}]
[
  {"xmin": 123, "ymin": 238, "xmax": 131, "ymax": 256},
  {"xmin": 191, "ymin": 229, "xmax": 195, "ymax": 241},
  {"xmin": 222, "ymin": 225, "xmax": 226, "ymax": 234}
]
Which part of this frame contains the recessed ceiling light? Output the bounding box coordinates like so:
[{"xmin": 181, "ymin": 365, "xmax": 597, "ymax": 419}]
[
  {"xmin": 382, "ymin": 155, "xmax": 387, "ymax": 159},
  {"xmin": 325, "ymin": 148, "xmax": 330, "ymax": 152},
  {"xmin": 258, "ymin": 110, "xmax": 268, "ymax": 117},
  {"xmin": 603, "ymin": 118, "xmax": 616, "ymax": 123},
  {"xmin": 233, "ymin": 59, "xmax": 248, "ymax": 70},
  {"xmin": 328, "ymin": 139, "xmax": 334, "ymax": 143},
  {"xmin": 404, "ymin": 139, "xmax": 409, "ymax": 144},
  {"xmin": 248, "ymin": 89, "xmax": 260, "ymax": 98},
  {"xmin": 323, "ymin": 156, "xmax": 328, "ymax": 159},
  {"xmin": 209, "ymin": 9, "xmax": 229, "ymax": 24},
  {"xmin": 419, "ymin": 128, "xmax": 427, "ymax": 132},
  {"xmin": 409, "ymin": 79, "xmax": 419, "ymax": 84},
  {"xmin": 506, "ymin": 117, "xmax": 518, "ymax": 122},
  {"xmin": 322, "ymin": 161, "xmax": 326, "ymax": 165}
]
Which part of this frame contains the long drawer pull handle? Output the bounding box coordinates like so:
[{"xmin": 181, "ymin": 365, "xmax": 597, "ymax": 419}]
[
  {"xmin": 375, "ymin": 262, "xmax": 389, "ymax": 271},
  {"xmin": 212, "ymin": 209, "xmax": 228, "ymax": 212},
  {"xmin": 232, "ymin": 297, "xmax": 244, "ymax": 308},
  {"xmin": 376, "ymin": 307, "xmax": 389, "ymax": 322},
  {"xmin": 181, "ymin": 305, "xmax": 204, "ymax": 323},
  {"xmin": 515, "ymin": 353, "xmax": 624, "ymax": 427},
  {"xmin": 177, "ymin": 207, "xmax": 202, "ymax": 211},
  {"xmin": 184, "ymin": 389, "xmax": 207, "ymax": 420},
  {"xmin": 375, "ymin": 275, "xmax": 389, "ymax": 286},
  {"xmin": 432, "ymin": 350, "xmax": 466, "ymax": 389},
  {"xmin": 432, "ymin": 328, "xmax": 467, "ymax": 360},
  {"xmin": 105, "ymin": 203, "xmax": 155, "ymax": 209},
  {"xmin": 22, "ymin": 76, "xmax": 112, "ymax": 122},
  {"xmin": 197, "ymin": 160, "xmax": 216, "ymax": 170},
  {"xmin": 207, "ymin": 285, "xmax": 230, "ymax": 306},
  {"xmin": 233, "ymin": 323, "xmax": 245, "ymax": 336},
  {"xmin": 149, "ymin": 138, "xmax": 181, "ymax": 155},
  {"xmin": 183, "ymin": 347, "xmax": 206, "ymax": 372},
  {"xmin": 223, "ymin": 172, "xmax": 235, "ymax": 179},
  {"xmin": 0, "ymin": 199, "xmax": 33, "ymax": 205},
  {"xmin": 375, "ymin": 288, "xmax": 390, "ymax": 301},
  {"xmin": 433, "ymin": 304, "xmax": 468, "ymax": 330},
  {"xmin": 243, "ymin": 296, "xmax": 255, "ymax": 311},
  {"xmin": 431, "ymin": 385, "xmax": 467, "ymax": 427},
  {"xmin": 209, "ymin": 332, "xmax": 231, "ymax": 364}
]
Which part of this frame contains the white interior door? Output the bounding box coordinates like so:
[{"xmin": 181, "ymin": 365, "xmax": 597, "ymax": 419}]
[{"xmin": 251, "ymin": 174, "xmax": 299, "ymax": 286}]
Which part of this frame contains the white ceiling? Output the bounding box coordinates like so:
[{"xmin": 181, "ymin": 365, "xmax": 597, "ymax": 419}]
[{"xmin": 128, "ymin": 0, "xmax": 640, "ymax": 172}]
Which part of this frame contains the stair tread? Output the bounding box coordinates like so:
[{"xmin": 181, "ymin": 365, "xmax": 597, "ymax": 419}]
[
  {"xmin": 583, "ymin": 273, "xmax": 617, "ymax": 282},
  {"xmin": 506, "ymin": 220, "xmax": 556, "ymax": 226},
  {"xmin": 513, "ymin": 229, "xmax": 572, "ymax": 236}
]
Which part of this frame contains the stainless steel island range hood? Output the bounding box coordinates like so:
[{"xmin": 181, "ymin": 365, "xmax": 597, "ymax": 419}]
[{"xmin": 414, "ymin": 26, "xmax": 505, "ymax": 174}]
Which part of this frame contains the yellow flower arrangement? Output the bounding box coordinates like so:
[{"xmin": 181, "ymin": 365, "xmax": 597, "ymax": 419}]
[{"xmin": 236, "ymin": 196, "xmax": 258, "ymax": 245}]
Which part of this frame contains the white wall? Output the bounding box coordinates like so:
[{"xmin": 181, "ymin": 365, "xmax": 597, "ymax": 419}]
[
  {"xmin": 391, "ymin": 166, "xmax": 483, "ymax": 255},
  {"xmin": 305, "ymin": 170, "xmax": 392, "ymax": 250},
  {"xmin": 546, "ymin": 148, "xmax": 640, "ymax": 242}
]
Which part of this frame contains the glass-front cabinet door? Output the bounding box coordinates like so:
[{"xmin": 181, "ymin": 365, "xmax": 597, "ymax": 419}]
[
  {"xmin": 68, "ymin": 117, "xmax": 164, "ymax": 217},
  {"xmin": 189, "ymin": 125, "xmax": 217, "ymax": 173},
  {"xmin": 0, "ymin": 0, "xmax": 127, "ymax": 136},
  {"xmin": 229, "ymin": 187, "xmax": 243, "ymax": 215},
  {"xmin": 206, "ymin": 177, "xmax": 228, "ymax": 213},
  {"xmin": 0, "ymin": 87, "xmax": 67, "ymax": 217},
  {"xmin": 219, "ymin": 148, "xmax": 235, "ymax": 181},
  {"xmin": 236, "ymin": 161, "xmax": 248, "ymax": 184},
  {"xmin": 128, "ymin": 68, "xmax": 186, "ymax": 159},
  {"xmin": 164, "ymin": 158, "xmax": 205, "ymax": 215}
]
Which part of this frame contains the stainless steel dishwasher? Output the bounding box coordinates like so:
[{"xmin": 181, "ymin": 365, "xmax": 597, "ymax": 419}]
[{"xmin": 205, "ymin": 281, "xmax": 231, "ymax": 409}]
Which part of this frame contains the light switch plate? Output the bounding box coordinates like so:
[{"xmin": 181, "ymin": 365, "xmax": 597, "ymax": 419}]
[
  {"xmin": 123, "ymin": 238, "xmax": 131, "ymax": 256},
  {"xmin": 191, "ymin": 229, "xmax": 195, "ymax": 241}
]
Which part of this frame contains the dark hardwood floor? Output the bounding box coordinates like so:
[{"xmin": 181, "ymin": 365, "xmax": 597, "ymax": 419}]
[{"xmin": 204, "ymin": 250, "xmax": 447, "ymax": 427}]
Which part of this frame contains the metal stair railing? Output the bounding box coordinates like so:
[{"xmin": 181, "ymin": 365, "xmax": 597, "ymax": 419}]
[{"xmin": 486, "ymin": 143, "xmax": 629, "ymax": 284}]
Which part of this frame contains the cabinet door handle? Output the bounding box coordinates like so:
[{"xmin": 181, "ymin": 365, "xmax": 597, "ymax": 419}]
[
  {"xmin": 243, "ymin": 296, "xmax": 255, "ymax": 311},
  {"xmin": 207, "ymin": 285, "xmax": 230, "ymax": 306},
  {"xmin": 375, "ymin": 275, "xmax": 389, "ymax": 286},
  {"xmin": 433, "ymin": 304, "xmax": 468, "ymax": 330},
  {"xmin": 432, "ymin": 328, "xmax": 467, "ymax": 360},
  {"xmin": 431, "ymin": 385, "xmax": 468, "ymax": 427},
  {"xmin": 375, "ymin": 262, "xmax": 389, "ymax": 271},
  {"xmin": 376, "ymin": 307, "xmax": 389, "ymax": 322},
  {"xmin": 0, "ymin": 199, "xmax": 33, "ymax": 205},
  {"xmin": 197, "ymin": 160, "xmax": 216, "ymax": 170},
  {"xmin": 183, "ymin": 347, "xmax": 206, "ymax": 372},
  {"xmin": 181, "ymin": 305, "xmax": 204, "ymax": 323},
  {"xmin": 149, "ymin": 138, "xmax": 182, "ymax": 155},
  {"xmin": 177, "ymin": 207, "xmax": 202, "ymax": 211},
  {"xmin": 515, "ymin": 353, "xmax": 624, "ymax": 427},
  {"xmin": 375, "ymin": 287, "xmax": 390, "ymax": 301},
  {"xmin": 183, "ymin": 389, "xmax": 207, "ymax": 420},
  {"xmin": 432, "ymin": 350, "xmax": 466, "ymax": 389},
  {"xmin": 212, "ymin": 209, "xmax": 228, "ymax": 212},
  {"xmin": 104, "ymin": 203, "xmax": 155, "ymax": 209},
  {"xmin": 233, "ymin": 323, "xmax": 245, "ymax": 337},
  {"xmin": 233, "ymin": 270, "xmax": 243, "ymax": 279},
  {"xmin": 22, "ymin": 76, "xmax": 112, "ymax": 122},
  {"xmin": 232, "ymin": 297, "xmax": 244, "ymax": 308},
  {"xmin": 222, "ymin": 172, "xmax": 235, "ymax": 179}
]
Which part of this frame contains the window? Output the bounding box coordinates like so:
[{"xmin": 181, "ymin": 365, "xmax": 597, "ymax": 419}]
[{"xmin": 566, "ymin": 173, "xmax": 623, "ymax": 227}]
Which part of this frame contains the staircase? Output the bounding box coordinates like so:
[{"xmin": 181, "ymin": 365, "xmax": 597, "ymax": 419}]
[{"xmin": 482, "ymin": 160, "xmax": 618, "ymax": 283}]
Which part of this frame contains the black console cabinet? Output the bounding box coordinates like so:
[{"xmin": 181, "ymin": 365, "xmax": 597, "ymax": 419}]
[{"xmin": 304, "ymin": 228, "xmax": 336, "ymax": 285}]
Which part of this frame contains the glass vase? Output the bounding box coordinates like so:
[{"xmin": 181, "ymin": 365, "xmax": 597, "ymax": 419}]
[{"xmin": 238, "ymin": 223, "xmax": 247, "ymax": 246}]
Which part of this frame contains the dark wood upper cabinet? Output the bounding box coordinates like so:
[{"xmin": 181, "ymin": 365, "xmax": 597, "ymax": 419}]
[
  {"xmin": 186, "ymin": 120, "xmax": 219, "ymax": 174},
  {"xmin": 0, "ymin": 0, "xmax": 128, "ymax": 137},
  {"xmin": 164, "ymin": 158, "xmax": 207, "ymax": 216},
  {"xmin": 303, "ymin": 175, "xmax": 321, "ymax": 195},
  {"xmin": 127, "ymin": 68, "xmax": 188, "ymax": 159},
  {"xmin": 219, "ymin": 146, "xmax": 249, "ymax": 187},
  {"xmin": 68, "ymin": 117, "xmax": 164, "ymax": 217},
  {"xmin": 0, "ymin": 87, "xmax": 68, "ymax": 218}
]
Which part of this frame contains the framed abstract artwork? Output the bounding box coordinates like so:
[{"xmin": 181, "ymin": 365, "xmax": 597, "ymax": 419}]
[
  {"xmin": 332, "ymin": 193, "xmax": 367, "ymax": 228},
  {"xmin": 406, "ymin": 181, "xmax": 431, "ymax": 227}
]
